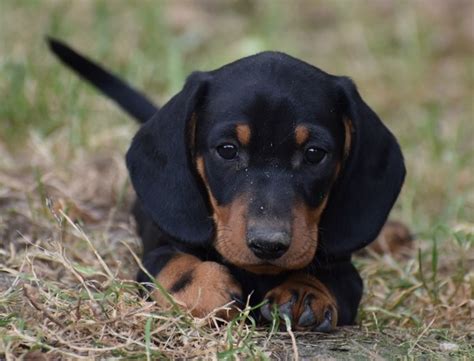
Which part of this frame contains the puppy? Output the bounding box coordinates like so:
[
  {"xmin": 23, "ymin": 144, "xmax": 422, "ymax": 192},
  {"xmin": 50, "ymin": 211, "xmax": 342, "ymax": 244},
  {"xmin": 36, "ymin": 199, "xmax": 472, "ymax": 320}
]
[{"xmin": 49, "ymin": 38, "xmax": 405, "ymax": 331}]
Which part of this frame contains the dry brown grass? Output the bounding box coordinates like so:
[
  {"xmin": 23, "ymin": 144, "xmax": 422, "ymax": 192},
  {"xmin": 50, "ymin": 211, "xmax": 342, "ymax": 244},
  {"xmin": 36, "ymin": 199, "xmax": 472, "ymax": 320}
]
[
  {"xmin": 1, "ymin": 0, "xmax": 473, "ymax": 359},
  {"xmin": 0, "ymin": 138, "xmax": 271, "ymax": 359}
]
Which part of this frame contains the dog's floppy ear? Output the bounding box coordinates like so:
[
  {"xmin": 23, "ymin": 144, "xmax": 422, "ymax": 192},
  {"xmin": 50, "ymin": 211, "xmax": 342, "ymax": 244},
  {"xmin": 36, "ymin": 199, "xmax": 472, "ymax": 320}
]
[
  {"xmin": 126, "ymin": 72, "xmax": 213, "ymax": 245},
  {"xmin": 319, "ymin": 77, "xmax": 406, "ymax": 257}
]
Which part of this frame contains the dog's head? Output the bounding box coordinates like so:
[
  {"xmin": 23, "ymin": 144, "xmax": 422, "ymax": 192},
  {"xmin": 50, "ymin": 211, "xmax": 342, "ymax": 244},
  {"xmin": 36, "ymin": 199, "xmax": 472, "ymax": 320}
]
[{"xmin": 126, "ymin": 52, "xmax": 405, "ymax": 274}]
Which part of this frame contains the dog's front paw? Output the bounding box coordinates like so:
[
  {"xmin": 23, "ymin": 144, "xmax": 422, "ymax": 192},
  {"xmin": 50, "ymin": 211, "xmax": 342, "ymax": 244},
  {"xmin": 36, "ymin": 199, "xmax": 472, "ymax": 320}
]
[
  {"xmin": 260, "ymin": 274, "xmax": 337, "ymax": 332},
  {"xmin": 152, "ymin": 255, "xmax": 242, "ymax": 319}
]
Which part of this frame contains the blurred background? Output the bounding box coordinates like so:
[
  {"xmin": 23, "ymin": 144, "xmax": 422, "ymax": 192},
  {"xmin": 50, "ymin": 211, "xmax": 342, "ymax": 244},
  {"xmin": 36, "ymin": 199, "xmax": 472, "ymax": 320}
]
[
  {"xmin": 1, "ymin": 0, "xmax": 472, "ymax": 231},
  {"xmin": 0, "ymin": 1, "xmax": 473, "ymax": 352}
]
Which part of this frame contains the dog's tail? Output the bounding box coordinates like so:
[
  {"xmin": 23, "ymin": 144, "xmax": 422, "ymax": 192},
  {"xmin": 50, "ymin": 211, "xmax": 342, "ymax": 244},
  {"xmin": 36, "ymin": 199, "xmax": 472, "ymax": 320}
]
[{"xmin": 48, "ymin": 37, "xmax": 158, "ymax": 123}]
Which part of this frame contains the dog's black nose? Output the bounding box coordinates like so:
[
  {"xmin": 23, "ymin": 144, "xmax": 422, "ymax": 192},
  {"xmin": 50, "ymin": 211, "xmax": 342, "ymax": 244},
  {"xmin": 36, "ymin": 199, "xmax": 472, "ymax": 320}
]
[{"xmin": 247, "ymin": 229, "xmax": 290, "ymax": 260}]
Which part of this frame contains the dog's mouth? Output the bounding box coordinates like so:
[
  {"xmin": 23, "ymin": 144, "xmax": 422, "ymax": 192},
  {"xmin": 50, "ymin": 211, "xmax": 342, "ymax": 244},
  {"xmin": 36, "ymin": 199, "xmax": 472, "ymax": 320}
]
[
  {"xmin": 215, "ymin": 239, "xmax": 318, "ymax": 275},
  {"xmin": 238, "ymin": 262, "xmax": 289, "ymax": 275},
  {"xmin": 206, "ymin": 181, "xmax": 323, "ymax": 274}
]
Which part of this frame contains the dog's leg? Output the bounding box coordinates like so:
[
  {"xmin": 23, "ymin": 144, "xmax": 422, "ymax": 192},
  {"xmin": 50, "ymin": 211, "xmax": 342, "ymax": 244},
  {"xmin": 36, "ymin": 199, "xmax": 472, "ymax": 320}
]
[
  {"xmin": 315, "ymin": 261, "xmax": 363, "ymax": 326},
  {"xmin": 260, "ymin": 261, "xmax": 362, "ymax": 331},
  {"xmin": 138, "ymin": 246, "xmax": 243, "ymax": 319}
]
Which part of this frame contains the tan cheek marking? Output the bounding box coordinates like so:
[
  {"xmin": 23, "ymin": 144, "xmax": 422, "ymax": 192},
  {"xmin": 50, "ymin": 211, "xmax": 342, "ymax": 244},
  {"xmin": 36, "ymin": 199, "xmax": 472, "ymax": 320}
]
[
  {"xmin": 195, "ymin": 157, "xmax": 258, "ymax": 268},
  {"xmin": 295, "ymin": 125, "xmax": 310, "ymax": 145},
  {"xmin": 213, "ymin": 195, "xmax": 260, "ymax": 270},
  {"xmin": 330, "ymin": 118, "xmax": 352, "ymax": 182},
  {"xmin": 196, "ymin": 156, "xmax": 223, "ymax": 216},
  {"xmin": 343, "ymin": 117, "xmax": 353, "ymax": 161},
  {"xmin": 278, "ymin": 196, "xmax": 330, "ymax": 270},
  {"xmin": 196, "ymin": 156, "xmax": 206, "ymax": 180},
  {"xmin": 333, "ymin": 161, "xmax": 342, "ymax": 179},
  {"xmin": 236, "ymin": 124, "xmax": 251, "ymax": 145},
  {"xmin": 196, "ymin": 156, "xmax": 221, "ymax": 216},
  {"xmin": 213, "ymin": 196, "xmax": 251, "ymax": 264}
]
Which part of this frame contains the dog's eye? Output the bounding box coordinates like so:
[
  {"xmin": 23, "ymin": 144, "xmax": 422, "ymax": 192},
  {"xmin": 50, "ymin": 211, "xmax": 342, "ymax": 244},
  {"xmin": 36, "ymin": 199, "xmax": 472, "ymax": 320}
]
[
  {"xmin": 304, "ymin": 147, "xmax": 327, "ymax": 164},
  {"xmin": 216, "ymin": 143, "xmax": 238, "ymax": 160}
]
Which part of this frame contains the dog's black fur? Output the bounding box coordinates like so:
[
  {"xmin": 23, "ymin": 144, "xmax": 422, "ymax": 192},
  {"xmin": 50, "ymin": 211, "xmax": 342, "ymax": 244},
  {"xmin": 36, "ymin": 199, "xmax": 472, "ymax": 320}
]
[{"xmin": 49, "ymin": 38, "xmax": 405, "ymax": 330}]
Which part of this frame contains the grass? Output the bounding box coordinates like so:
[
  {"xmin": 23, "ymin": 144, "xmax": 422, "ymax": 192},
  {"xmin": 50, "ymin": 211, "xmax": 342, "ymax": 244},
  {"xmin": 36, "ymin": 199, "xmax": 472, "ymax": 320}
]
[{"xmin": 1, "ymin": 0, "xmax": 473, "ymax": 359}]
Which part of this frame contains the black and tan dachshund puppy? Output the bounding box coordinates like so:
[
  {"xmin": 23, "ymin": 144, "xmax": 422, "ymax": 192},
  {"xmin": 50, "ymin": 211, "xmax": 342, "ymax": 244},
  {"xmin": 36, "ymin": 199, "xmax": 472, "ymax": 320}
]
[{"xmin": 49, "ymin": 38, "xmax": 405, "ymax": 332}]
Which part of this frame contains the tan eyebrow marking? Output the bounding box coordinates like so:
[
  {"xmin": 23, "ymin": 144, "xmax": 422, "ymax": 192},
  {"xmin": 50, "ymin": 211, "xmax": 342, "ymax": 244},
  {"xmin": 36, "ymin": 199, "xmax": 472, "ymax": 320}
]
[
  {"xmin": 236, "ymin": 124, "xmax": 251, "ymax": 145},
  {"xmin": 295, "ymin": 125, "xmax": 310, "ymax": 145}
]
